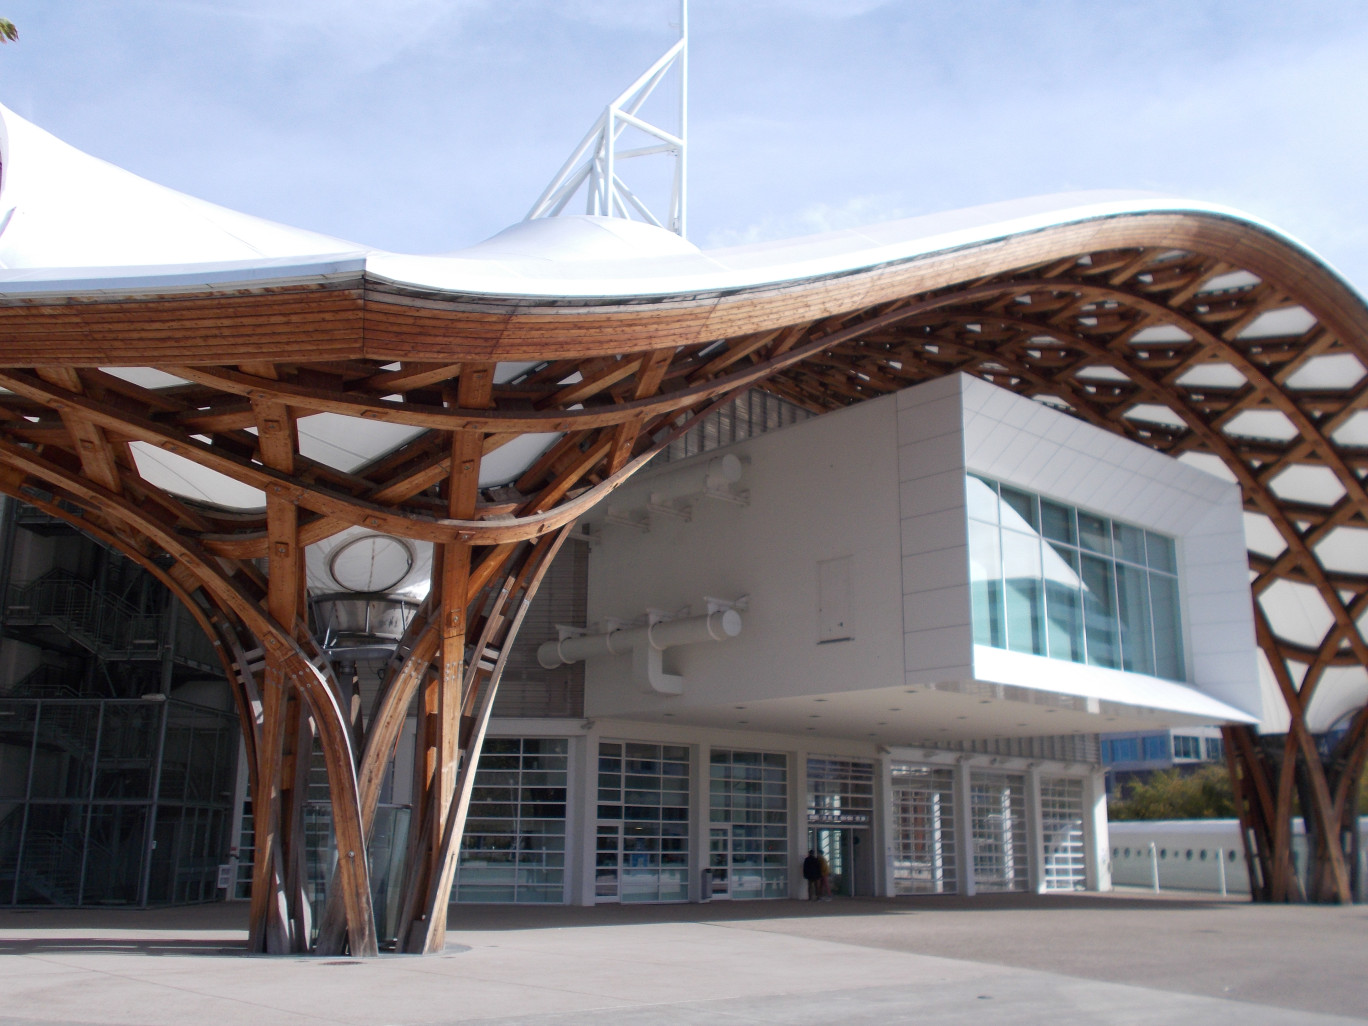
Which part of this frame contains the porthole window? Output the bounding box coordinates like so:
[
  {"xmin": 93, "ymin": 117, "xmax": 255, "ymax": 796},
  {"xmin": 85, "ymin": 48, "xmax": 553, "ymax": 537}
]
[
  {"xmin": 1124, "ymin": 847, "xmax": 1131, "ymax": 858},
  {"xmin": 1112, "ymin": 848, "xmax": 1119, "ymax": 858},
  {"xmin": 1229, "ymin": 850, "xmax": 1238, "ymax": 862},
  {"xmin": 1185, "ymin": 849, "xmax": 1193, "ymax": 860},
  {"xmin": 1199, "ymin": 850, "xmax": 1208, "ymax": 861},
  {"xmin": 1160, "ymin": 848, "xmax": 1167, "ymax": 859}
]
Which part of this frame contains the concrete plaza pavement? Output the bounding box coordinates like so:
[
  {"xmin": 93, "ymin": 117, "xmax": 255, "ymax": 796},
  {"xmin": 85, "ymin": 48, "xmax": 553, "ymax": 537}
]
[{"xmin": 1, "ymin": 890, "xmax": 1365, "ymax": 1025}]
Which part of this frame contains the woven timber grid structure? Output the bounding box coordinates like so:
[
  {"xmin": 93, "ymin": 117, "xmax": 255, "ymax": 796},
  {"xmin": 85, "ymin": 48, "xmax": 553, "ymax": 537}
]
[{"xmin": 0, "ymin": 208, "xmax": 1365, "ymax": 953}]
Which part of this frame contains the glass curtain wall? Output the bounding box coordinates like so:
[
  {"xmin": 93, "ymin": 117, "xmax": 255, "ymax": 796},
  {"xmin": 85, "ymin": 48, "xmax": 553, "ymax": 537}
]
[
  {"xmin": 265, "ymin": 736, "xmax": 568, "ymax": 946},
  {"xmin": 967, "ymin": 475, "xmax": 1184, "ymax": 679},
  {"xmin": 0, "ymin": 698, "xmax": 236, "ymax": 906},
  {"xmin": 596, "ymin": 741, "xmax": 690, "ymax": 902},
  {"xmin": 454, "ymin": 737, "xmax": 568, "ymax": 904},
  {"xmin": 708, "ymin": 749, "xmax": 788, "ymax": 899},
  {"xmin": 652, "ymin": 390, "xmax": 813, "ymax": 467}
]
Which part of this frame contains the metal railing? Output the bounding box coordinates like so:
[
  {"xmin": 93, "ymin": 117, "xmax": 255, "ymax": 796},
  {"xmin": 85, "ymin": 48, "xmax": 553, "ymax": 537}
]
[
  {"xmin": 5, "ymin": 571, "xmax": 162, "ymax": 658},
  {"xmin": 13, "ymin": 829, "xmax": 86, "ymax": 906},
  {"xmin": 7, "ymin": 663, "xmax": 80, "ymax": 698}
]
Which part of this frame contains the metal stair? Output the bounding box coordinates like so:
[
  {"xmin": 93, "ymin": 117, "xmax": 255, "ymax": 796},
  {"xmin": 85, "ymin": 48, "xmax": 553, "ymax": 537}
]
[
  {"xmin": 4, "ymin": 570, "xmax": 163, "ymax": 659},
  {"xmin": 6, "ymin": 663, "xmax": 80, "ymax": 698}
]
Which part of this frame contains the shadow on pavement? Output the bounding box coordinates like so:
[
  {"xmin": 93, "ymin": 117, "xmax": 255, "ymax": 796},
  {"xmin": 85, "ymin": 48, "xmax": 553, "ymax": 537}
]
[
  {"xmin": 443, "ymin": 891, "xmax": 1243, "ymax": 931},
  {"xmin": 0, "ymin": 890, "xmax": 1245, "ymax": 954},
  {"xmin": 0, "ymin": 936, "xmax": 246, "ymax": 956}
]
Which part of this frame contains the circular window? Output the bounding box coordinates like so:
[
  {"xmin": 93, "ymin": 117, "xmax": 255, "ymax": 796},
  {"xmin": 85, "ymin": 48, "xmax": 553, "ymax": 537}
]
[
  {"xmin": 329, "ymin": 534, "xmax": 415, "ymax": 593},
  {"xmin": 1124, "ymin": 847, "xmax": 1131, "ymax": 858},
  {"xmin": 1185, "ymin": 849, "xmax": 1193, "ymax": 860},
  {"xmin": 1200, "ymin": 850, "xmax": 1208, "ymax": 861},
  {"xmin": 1160, "ymin": 848, "xmax": 1167, "ymax": 859}
]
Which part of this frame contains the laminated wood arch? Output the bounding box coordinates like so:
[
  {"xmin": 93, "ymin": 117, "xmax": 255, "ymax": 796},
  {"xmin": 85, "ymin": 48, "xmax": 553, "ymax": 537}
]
[{"xmin": 2, "ymin": 204, "xmax": 1365, "ymax": 952}]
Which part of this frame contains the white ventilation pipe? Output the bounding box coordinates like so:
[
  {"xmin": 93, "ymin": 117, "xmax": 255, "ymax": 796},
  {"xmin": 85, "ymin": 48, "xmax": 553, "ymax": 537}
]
[
  {"xmin": 537, "ymin": 608, "xmax": 741, "ymax": 695},
  {"xmin": 608, "ymin": 452, "xmax": 742, "ymax": 509},
  {"xmin": 644, "ymin": 453, "xmax": 743, "ymax": 505}
]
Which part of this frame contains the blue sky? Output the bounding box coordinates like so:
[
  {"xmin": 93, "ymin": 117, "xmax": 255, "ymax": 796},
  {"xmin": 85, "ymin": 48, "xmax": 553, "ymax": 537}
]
[{"xmin": 3, "ymin": 1, "xmax": 1367, "ymax": 293}]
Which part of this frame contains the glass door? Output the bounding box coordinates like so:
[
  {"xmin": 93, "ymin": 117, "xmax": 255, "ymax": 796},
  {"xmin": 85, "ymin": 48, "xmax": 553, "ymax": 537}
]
[
  {"xmin": 595, "ymin": 741, "xmax": 691, "ymax": 903},
  {"xmin": 891, "ymin": 763, "xmax": 958, "ymax": 895},
  {"xmin": 1041, "ymin": 776, "xmax": 1086, "ymax": 891},
  {"xmin": 595, "ymin": 824, "xmax": 620, "ymax": 902},
  {"xmin": 970, "ymin": 771, "xmax": 1028, "ymax": 892},
  {"xmin": 810, "ymin": 827, "xmax": 854, "ymax": 897},
  {"xmin": 709, "ymin": 826, "xmax": 731, "ymax": 899}
]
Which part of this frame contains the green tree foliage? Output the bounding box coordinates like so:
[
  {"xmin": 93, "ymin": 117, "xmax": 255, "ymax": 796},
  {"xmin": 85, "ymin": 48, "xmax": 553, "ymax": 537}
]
[
  {"xmin": 1109, "ymin": 765, "xmax": 1236, "ymax": 821},
  {"xmin": 0, "ymin": 20, "xmax": 15, "ymax": 43}
]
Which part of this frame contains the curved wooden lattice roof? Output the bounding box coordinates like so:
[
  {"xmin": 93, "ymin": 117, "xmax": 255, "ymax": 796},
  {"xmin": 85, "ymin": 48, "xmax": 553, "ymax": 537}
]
[
  {"xmin": 1, "ymin": 105, "xmax": 1365, "ymax": 943},
  {"xmin": 3, "ymin": 201, "xmax": 1363, "ymax": 732}
]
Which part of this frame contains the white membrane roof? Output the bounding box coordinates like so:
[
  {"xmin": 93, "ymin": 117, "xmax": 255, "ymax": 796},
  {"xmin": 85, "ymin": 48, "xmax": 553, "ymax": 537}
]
[{"xmin": 0, "ymin": 103, "xmax": 1351, "ymax": 304}]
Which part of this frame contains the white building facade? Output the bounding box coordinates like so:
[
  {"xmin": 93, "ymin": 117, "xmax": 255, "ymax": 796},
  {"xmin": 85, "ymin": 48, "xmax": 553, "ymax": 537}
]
[{"xmin": 441, "ymin": 373, "xmax": 1261, "ymax": 906}]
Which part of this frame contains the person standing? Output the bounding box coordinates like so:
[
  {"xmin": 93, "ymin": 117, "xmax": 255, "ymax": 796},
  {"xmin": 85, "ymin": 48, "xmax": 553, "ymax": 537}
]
[{"xmin": 802, "ymin": 849, "xmax": 822, "ymax": 900}]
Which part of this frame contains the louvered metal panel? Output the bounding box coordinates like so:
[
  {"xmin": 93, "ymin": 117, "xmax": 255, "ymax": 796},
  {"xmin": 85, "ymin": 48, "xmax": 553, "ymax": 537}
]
[{"xmin": 492, "ymin": 539, "xmax": 588, "ymax": 719}]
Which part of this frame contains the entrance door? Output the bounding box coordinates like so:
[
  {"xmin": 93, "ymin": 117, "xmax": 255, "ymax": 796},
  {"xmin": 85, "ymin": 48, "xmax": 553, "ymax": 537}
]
[
  {"xmin": 970, "ymin": 771, "xmax": 1028, "ymax": 892},
  {"xmin": 810, "ymin": 827, "xmax": 854, "ymax": 897},
  {"xmin": 595, "ymin": 824, "xmax": 621, "ymax": 902},
  {"xmin": 709, "ymin": 826, "xmax": 731, "ymax": 899}
]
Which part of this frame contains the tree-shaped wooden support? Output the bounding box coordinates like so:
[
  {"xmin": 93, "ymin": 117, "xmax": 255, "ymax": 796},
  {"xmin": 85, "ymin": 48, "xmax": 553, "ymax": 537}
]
[{"xmin": 0, "ymin": 208, "xmax": 1365, "ymax": 954}]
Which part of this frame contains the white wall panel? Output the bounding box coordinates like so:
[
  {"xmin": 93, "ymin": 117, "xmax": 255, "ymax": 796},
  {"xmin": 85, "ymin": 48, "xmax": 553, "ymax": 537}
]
[
  {"xmin": 898, "ymin": 468, "xmax": 965, "ymax": 519},
  {"xmin": 583, "ymin": 397, "xmax": 905, "ymax": 719},
  {"xmin": 898, "ymin": 429, "xmax": 964, "ymax": 481},
  {"xmin": 903, "ymin": 585, "xmax": 972, "ymax": 633},
  {"xmin": 897, "ymin": 376, "xmax": 974, "ymax": 682},
  {"xmin": 900, "ymin": 544, "xmax": 969, "ymax": 593},
  {"xmin": 899, "ymin": 507, "xmax": 968, "ymax": 556}
]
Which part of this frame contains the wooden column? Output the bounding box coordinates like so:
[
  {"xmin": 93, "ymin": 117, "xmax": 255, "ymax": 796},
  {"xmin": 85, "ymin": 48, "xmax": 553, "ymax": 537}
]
[
  {"xmin": 398, "ymin": 367, "xmax": 491, "ymax": 953},
  {"xmin": 248, "ymin": 394, "xmax": 309, "ymax": 952}
]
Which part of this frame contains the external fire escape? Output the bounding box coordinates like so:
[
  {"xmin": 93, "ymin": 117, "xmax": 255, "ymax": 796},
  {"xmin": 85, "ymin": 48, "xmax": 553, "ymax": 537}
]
[{"xmin": 0, "ymin": 501, "xmax": 234, "ymax": 907}]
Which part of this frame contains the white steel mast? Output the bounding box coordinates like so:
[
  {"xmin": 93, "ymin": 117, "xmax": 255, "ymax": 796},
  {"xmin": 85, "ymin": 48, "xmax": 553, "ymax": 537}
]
[{"xmin": 525, "ymin": 0, "xmax": 688, "ymax": 236}]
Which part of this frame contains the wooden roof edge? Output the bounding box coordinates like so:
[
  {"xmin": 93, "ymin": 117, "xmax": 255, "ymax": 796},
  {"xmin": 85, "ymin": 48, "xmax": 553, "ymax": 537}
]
[{"xmin": 0, "ymin": 207, "xmax": 1363, "ymax": 367}]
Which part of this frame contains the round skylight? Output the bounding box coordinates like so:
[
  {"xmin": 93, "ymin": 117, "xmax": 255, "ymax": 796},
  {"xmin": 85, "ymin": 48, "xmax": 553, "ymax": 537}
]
[{"xmin": 328, "ymin": 534, "xmax": 415, "ymax": 594}]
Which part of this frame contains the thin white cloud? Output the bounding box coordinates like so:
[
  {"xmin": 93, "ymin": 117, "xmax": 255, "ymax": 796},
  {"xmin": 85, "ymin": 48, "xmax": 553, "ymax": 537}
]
[
  {"xmin": 532, "ymin": 0, "xmax": 683, "ymax": 30},
  {"xmin": 706, "ymin": 194, "xmax": 911, "ymax": 248},
  {"xmin": 720, "ymin": 0, "xmax": 896, "ymax": 17},
  {"xmin": 149, "ymin": 0, "xmax": 491, "ymax": 71},
  {"xmin": 508, "ymin": 0, "xmax": 894, "ymax": 31}
]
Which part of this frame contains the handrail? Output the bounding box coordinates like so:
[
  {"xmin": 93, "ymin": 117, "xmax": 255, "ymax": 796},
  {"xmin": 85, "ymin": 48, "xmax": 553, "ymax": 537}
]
[
  {"xmin": 4, "ymin": 569, "xmax": 164, "ymax": 656},
  {"xmin": 8, "ymin": 663, "xmax": 79, "ymax": 698}
]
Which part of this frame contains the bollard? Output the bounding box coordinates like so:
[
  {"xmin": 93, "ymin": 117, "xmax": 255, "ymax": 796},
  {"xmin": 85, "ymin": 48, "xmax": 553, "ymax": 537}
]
[
  {"xmin": 1360, "ymin": 842, "xmax": 1368, "ymax": 903},
  {"xmin": 1150, "ymin": 842, "xmax": 1160, "ymax": 893},
  {"xmin": 1216, "ymin": 847, "xmax": 1227, "ymax": 896}
]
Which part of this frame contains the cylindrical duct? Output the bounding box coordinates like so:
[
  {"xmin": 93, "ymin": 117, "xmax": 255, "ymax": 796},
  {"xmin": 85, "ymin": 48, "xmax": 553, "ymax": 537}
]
[{"xmin": 537, "ymin": 608, "xmax": 742, "ymax": 669}]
